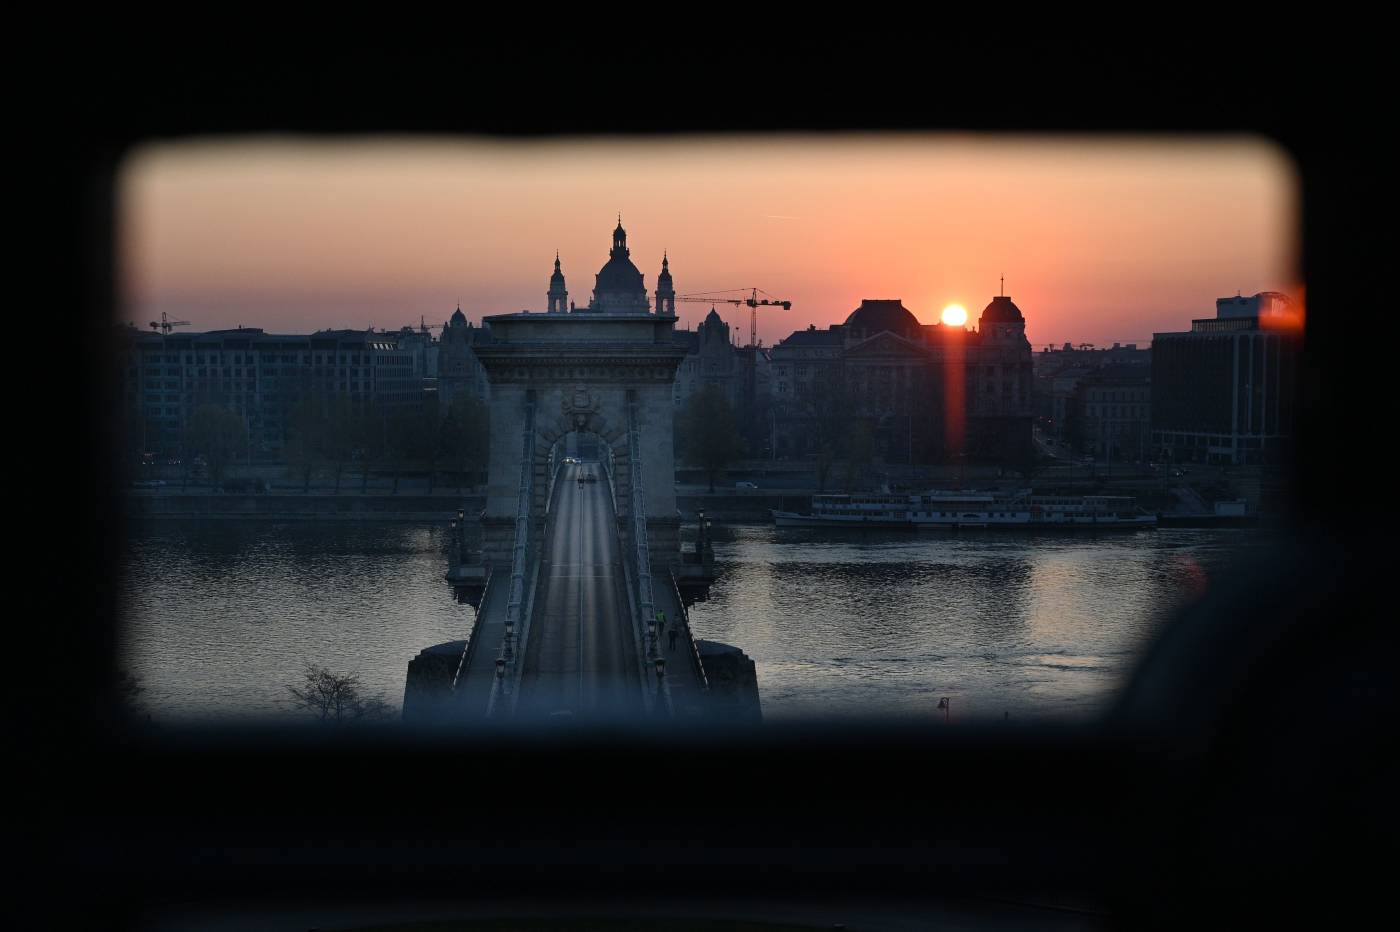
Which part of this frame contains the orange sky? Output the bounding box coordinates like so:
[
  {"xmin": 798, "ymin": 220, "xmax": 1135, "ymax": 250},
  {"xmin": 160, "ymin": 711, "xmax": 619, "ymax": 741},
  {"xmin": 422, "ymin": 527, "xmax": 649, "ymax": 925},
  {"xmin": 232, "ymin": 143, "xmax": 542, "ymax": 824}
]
[{"xmin": 119, "ymin": 134, "xmax": 1298, "ymax": 348}]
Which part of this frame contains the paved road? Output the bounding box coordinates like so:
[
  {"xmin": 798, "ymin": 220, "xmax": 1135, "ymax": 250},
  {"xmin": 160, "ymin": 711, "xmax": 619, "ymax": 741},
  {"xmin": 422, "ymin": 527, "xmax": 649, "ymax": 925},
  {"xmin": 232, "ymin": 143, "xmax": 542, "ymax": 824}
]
[{"xmin": 516, "ymin": 462, "xmax": 643, "ymax": 720}]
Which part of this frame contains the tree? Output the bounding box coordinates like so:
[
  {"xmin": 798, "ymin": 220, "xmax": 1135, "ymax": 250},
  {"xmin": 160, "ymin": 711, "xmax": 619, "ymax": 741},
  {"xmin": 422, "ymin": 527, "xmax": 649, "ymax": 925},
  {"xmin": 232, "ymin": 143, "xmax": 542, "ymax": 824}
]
[
  {"xmin": 321, "ymin": 395, "xmax": 355, "ymax": 494},
  {"xmin": 184, "ymin": 404, "xmax": 248, "ymax": 486},
  {"xmin": 385, "ymin": 413, "xmax": 415, "ymax": 494},
  {"xmin": 286, "ymin": 663, "xmax": 393, "ymax": 725},
  {"xmin": 285, "ymin": 394, "xmax": 324, "ymax": 492},
  {"xmin": 116, "ymin": 668, "xmax": 143, "ymax": 705},
  {"xmin": 355, "ymin": 401, "xmax": 388, "ymax": 493},
  {"xmin": 438, "ymin": 408, "xmax": 465, "ymax": 493},
  {"xmin": 1015, "ymin": 438, "xmax": 1049, "ymax": 484},
  {"xmin": 799, "ymin": 372, "xmax": 857, "ymax": 492},
  {"xmin": 679, "ymin": 385, "xmax": 744, "ymax": 492},
  {"xmin": 449, "ymin": 396, "xmax": 490, "ymax": 491},
  {"xmin": 841, "ymin": 420, "xmax": 875, "ymax": 492}
]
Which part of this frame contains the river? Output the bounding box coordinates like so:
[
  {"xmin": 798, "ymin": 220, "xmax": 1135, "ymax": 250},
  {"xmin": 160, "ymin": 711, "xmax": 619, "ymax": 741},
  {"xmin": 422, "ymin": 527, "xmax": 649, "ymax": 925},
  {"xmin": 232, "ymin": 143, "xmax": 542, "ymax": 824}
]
[{"xmin": 120, "ymin": 520, "xmax": 1267, "ymax": 723}]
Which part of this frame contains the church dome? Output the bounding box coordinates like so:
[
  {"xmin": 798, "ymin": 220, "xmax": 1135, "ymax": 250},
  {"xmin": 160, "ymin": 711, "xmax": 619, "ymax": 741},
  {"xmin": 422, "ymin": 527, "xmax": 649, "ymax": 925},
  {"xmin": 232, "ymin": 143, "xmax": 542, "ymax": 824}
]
[
  {"xmin": 550, "ymin": 254, "xmax": 565, "ymax": 285},
  {"xmin": 980, "ymin": 295, "xmax": 1024, "ymax": 324},
  {"xmin": 449, "ymin": 306, "xmax": 467, "ymax": 326},
  {"xmin": 595, "ymin": 253, "xmax": 645, "ymax": 293},
  {"xmin": 843, "ymin": 299, "xmax": 921, "ymax": 340}
]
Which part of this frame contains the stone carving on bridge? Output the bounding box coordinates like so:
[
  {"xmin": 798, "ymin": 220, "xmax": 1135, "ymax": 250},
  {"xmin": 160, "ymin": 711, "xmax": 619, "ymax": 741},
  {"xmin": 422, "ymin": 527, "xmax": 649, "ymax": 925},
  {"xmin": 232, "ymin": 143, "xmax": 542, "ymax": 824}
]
[{"xmin": 562, "ymin": 384, "xmax": 601, "ymax": 431}]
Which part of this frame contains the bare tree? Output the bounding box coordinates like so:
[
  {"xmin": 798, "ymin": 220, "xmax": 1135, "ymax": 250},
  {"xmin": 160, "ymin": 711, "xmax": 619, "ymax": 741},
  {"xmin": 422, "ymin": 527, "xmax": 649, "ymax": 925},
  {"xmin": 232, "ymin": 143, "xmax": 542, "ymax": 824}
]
[
  {"xmin": 116, "ymin": 668, "xmax": 143, "ymax": 705},
  {"xmin": 679, "ymin": 385, "xmax": 744, "ymax": 492},
  {"xmin": 286, "ymin": 663, "xmax": 393, "ymax": 725},
  {"xmin": 184, "ymin": 404, "xmax": 248, "ymax": 486}
]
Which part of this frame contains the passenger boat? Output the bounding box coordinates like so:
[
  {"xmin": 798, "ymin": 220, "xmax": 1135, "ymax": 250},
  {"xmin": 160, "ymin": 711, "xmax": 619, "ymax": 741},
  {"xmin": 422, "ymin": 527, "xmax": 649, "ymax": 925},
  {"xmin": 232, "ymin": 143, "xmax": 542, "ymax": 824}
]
[{"xmin": 771, "ymin": 490, "xmax": 1157, "ymax": 529}]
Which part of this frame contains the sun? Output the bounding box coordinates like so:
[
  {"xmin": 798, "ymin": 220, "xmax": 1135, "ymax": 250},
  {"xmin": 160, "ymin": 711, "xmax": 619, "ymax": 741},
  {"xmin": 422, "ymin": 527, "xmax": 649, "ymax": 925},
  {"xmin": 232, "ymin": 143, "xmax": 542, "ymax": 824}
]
[{"xmin": 941, "ymin": 304, "xmax": 968, "ymax": 327}]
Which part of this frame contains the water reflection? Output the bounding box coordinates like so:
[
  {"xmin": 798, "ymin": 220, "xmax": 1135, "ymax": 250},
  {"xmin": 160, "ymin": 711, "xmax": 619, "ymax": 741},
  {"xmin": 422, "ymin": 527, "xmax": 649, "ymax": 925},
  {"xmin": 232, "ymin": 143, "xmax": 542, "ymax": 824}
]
[
  {"xmin": 687, "ymin": 526, "xmax": 1268, "ymax": 723},
  {"xmin": 122, "ymin": 521, "xmax": 472, "ymax": 722},
  {"xmin": 122, "ymin": 520, "xmax": 1268, "ymax": 725}
]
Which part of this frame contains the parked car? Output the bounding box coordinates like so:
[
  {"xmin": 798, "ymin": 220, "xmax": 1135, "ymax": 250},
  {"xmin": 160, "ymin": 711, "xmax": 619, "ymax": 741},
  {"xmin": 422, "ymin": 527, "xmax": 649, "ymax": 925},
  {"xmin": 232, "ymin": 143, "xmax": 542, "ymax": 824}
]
[{"xmin": 735, "ymin": 481, "xmax": 757, "ymax": 489}]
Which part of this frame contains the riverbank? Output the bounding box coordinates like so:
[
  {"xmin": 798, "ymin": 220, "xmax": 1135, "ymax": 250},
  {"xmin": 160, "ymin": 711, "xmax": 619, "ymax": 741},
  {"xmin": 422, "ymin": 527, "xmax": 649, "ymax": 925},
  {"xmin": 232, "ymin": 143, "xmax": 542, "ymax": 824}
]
[
  {"xmin": 127, "ymin": 490, "xmax": 485, "ymax": 521},
  {"xmin": 126, "ymin": 488, "xmax": 800, "ymax": 522}
]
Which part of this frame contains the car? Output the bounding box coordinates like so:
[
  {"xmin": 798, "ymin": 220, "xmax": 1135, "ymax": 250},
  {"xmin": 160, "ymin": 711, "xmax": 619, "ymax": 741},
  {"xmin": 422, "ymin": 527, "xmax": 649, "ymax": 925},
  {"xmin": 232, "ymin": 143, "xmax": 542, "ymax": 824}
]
[
  {"xmin": 735, "ymin": 481, "xmax": 757, "ymax": 489},
  {"xmin": 586, "ymin": 474, "xmax": 597, "ymax": 483},
  {"xmin": 1170, "ymin": 468, "xmax": 1185, "ymax": 477}
]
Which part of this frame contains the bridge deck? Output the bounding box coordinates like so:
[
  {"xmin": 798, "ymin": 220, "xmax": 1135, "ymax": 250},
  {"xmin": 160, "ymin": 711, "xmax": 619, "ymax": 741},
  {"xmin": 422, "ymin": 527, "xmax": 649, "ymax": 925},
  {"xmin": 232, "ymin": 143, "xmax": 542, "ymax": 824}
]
[{"xmin": 516, "ymin": 462, "xmax": 643, "ymax": 720}]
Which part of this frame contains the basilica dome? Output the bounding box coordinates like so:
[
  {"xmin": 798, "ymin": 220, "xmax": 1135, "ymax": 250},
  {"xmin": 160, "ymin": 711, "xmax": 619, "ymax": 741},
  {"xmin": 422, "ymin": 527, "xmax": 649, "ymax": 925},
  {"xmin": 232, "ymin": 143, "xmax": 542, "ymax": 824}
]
[
  {"xmin": 594, "ymin": 252, "xmax": 645, "ymax": 293},
  {"xmin": 586, "ymin": 219, "xmax": 651, "ymax": 314}
]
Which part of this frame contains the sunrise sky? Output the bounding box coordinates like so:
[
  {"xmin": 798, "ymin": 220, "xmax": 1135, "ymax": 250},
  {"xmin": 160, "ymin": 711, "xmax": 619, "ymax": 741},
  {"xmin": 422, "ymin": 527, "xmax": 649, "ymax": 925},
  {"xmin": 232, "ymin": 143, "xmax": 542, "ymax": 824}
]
[{"xmin": 119, "ymin": 134, "xmax": 1298, "ymax": 348}]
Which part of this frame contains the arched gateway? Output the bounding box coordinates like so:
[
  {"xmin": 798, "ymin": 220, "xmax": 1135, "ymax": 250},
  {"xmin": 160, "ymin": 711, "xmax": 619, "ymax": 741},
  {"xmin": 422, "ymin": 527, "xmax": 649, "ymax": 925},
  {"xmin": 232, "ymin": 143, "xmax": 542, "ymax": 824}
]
[{"xmin": 473, "ymin": 310, "xmax": 687, "ymax": 565}]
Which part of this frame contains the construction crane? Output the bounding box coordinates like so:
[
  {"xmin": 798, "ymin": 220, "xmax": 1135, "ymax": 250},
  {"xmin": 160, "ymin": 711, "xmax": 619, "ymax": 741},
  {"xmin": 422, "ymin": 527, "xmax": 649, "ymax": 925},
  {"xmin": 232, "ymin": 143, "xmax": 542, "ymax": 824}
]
[
  {"xmin": 148, "ymin": 312, "xmax": 190, "ymax": 335},
  {"xmin": 676, "ymin": 287, "xmax": 791, "ymax": 349}
]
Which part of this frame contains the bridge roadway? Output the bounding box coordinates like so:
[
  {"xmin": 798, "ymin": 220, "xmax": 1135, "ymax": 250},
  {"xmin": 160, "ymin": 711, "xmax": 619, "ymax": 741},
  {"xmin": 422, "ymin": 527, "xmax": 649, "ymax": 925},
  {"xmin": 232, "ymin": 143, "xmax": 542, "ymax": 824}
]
[{"xmin": 515, "ymin": 462, "xmax": 644, "ymax": 720}]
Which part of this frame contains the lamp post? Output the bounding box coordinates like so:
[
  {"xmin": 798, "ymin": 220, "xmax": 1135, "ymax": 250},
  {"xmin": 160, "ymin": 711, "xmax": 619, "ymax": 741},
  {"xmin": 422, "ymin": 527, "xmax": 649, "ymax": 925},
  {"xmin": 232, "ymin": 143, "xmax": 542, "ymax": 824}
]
[{"xmin": 654, "ymin": 657, "xmax": 666, "ymax": 688}]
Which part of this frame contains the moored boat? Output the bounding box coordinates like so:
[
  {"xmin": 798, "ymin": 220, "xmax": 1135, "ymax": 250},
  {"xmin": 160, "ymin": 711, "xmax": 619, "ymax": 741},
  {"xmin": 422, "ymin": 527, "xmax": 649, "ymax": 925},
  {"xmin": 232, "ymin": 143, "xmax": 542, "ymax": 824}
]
[{"xmin": 772, "ymin": 489, "xmax": 1157, "ymax": 529}]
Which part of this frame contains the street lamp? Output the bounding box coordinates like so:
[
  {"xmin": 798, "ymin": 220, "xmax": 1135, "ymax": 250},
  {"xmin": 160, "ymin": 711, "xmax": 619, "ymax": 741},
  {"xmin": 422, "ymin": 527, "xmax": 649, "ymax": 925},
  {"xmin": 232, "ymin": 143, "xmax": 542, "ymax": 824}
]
[
  {"xmin": 494, "ymin": 657, "xmax": 505, "ymax": 678},
  {"xmin": 654, "ymin": 658, "xmax": 666, "ymax": 682}
]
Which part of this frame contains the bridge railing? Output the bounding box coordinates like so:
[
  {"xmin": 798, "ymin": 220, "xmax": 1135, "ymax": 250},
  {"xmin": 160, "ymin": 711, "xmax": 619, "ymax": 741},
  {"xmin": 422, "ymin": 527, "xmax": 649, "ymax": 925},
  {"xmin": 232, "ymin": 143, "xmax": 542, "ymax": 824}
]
[
  {"xmin": 486, "ymin": 396, "xmax": 537, "ymax": 718},
  {"xmin": 628, "ymin": 399, "xmax": 674, "ymax": 718},
  {"xmin": 664, "ymin": 569, "xmax": 710, "ymax": 693},
  {"xmin": 601, "ymin": 444, "xmax": 618, "ymax": 516},
  {"xmin": 451, "ymin": 564, "xmax": 495, "ymax": 693}
]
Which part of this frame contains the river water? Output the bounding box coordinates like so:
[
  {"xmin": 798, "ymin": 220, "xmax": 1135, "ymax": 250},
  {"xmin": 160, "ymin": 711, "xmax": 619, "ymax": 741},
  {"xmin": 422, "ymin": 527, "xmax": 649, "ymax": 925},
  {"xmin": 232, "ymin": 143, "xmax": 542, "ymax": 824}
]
[{"xmin": 120, "ymin": 521, "xmax": 1266, "ymax": 724}]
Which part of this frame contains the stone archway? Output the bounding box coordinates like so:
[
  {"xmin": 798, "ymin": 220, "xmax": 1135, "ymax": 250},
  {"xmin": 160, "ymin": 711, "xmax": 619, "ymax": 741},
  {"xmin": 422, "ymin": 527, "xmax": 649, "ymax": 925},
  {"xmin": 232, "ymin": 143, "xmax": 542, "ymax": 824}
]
[
  {"xmin": 472, "ymin": 312, "xmax": 688, "ymax": 566},
  {"xmin": 533, "ymin": 402, "xmax": 631, "ymax": 522}
]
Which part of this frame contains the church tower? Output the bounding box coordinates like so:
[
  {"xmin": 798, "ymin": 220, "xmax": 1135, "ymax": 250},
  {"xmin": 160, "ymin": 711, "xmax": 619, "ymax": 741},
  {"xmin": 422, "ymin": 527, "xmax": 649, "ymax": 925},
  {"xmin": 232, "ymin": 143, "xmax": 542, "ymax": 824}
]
[
  {"xmin": 547, "ymin": 253, "xmax": 568, "ymax": 314},
  {"xmin": 587, "ymin": 216, "xmax": 651, "ymax": 315},
  {"xmin": 654, "ymin": 251, "xmax": 675, "ymax": 316}
]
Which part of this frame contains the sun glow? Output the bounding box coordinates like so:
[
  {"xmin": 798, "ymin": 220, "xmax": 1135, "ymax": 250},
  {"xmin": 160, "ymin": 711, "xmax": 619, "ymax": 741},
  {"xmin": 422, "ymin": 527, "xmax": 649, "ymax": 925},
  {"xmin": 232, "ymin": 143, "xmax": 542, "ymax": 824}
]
[{"xmin": 941, "ymin": 304, "xmax": 968, "ymax": 327}]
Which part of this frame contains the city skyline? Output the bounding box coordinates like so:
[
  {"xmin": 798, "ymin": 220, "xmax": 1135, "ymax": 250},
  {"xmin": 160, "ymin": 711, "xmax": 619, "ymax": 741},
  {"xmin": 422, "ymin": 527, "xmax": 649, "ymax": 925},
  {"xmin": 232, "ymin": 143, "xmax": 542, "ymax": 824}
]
[{"xmin": 120, "ymin": 134, "xmax": 1298, "ymax": 347}]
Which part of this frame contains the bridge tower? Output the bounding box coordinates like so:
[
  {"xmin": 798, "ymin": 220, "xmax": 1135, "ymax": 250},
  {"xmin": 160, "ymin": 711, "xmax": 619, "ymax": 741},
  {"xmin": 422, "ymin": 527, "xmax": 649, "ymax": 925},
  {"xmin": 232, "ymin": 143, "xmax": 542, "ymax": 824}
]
[{"xmin": 474, "ymin": 311, "xmax": 687, "ymax": 566}]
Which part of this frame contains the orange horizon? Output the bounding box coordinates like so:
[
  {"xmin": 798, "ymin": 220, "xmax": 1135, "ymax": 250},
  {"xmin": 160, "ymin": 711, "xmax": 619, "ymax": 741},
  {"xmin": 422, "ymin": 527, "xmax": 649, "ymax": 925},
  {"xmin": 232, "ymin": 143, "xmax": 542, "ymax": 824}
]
[{"xmin": 120, "ymin": 134, "xmax": 1299, "ymax": 348}]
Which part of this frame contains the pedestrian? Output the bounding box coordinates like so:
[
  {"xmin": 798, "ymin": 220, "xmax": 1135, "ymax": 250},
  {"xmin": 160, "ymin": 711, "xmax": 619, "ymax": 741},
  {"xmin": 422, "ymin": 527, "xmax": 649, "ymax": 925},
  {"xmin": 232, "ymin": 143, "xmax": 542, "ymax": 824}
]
[
  {"xmin": 655, "ymin": 609, "xmax": 667, "ymax": 639},
  {"xmin": 668, "ymin": 627, "xmax": 678, "ymax": 651}
]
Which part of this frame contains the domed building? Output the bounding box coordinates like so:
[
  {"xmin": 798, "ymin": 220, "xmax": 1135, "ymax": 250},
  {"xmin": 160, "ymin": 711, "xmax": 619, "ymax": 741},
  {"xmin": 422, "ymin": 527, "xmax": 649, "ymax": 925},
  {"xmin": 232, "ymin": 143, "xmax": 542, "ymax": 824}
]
[
  {"xmin": 542, "ymin": 218, "xmax": 675, "ymax": 316},
  {"xmin": 841, "ymin": 299, "xmax": 925, "ymax": 343},
  {"xmin": 769, "ymin": 291, "xmax": 1034, "ymax": 466},
  {"xmin": 439, "ymin": 304, "xmax": 491, "ymax": 405}
]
